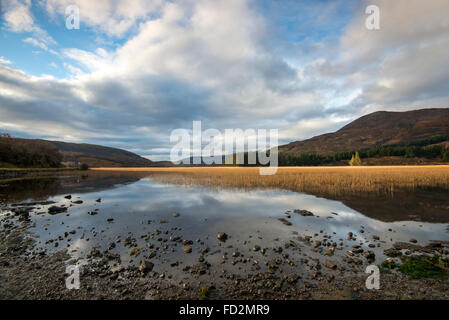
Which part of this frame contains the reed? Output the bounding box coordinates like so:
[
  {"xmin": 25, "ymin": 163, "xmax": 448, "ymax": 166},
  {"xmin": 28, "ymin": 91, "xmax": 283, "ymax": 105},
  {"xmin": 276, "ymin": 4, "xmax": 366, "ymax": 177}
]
[{"xmin": 92, "ymin": 166, "xmax": 449, "ymax": 196}]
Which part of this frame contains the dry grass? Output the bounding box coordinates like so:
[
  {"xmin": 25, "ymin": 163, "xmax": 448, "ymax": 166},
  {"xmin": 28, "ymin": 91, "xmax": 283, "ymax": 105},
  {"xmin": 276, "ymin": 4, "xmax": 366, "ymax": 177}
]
[{"xmin": 92, "ymin": 166, "xmax": 449, "ymax": 196}]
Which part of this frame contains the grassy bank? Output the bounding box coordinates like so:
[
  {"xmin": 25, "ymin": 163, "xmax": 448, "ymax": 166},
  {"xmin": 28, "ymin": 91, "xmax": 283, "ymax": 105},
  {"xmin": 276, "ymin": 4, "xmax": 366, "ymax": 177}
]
[
  {"xmin": 0, "ymin": 167, "xmax": 78, "ymax": 172},
  {"xmin": 0, "ymin": 167, "xmax": 79, "ymax": 181}
]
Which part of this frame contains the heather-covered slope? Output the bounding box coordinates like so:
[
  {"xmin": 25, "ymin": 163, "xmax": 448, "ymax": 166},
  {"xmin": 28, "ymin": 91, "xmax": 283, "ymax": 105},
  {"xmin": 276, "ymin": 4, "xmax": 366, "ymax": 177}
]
[{"xmin": 281, "ymin": 108, "xmax": 449, "ymax": 155}]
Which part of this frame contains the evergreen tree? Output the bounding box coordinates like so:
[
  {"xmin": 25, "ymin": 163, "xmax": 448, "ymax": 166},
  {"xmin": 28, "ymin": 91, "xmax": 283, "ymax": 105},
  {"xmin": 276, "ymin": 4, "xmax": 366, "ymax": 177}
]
[
  {"xmin": 349, "ymin": 154, "xmax": 355, "ymax": 166},
  {"xmin": 354, "ymin": 152, "xmax": 362, "ymax": 165},
  {"xmin": 349, "ymin": 152, "xmax": 362, "ymax": 166},
  {"xmin": 443, "ymin": 148, "xmax": 449, "ymax": 162}
]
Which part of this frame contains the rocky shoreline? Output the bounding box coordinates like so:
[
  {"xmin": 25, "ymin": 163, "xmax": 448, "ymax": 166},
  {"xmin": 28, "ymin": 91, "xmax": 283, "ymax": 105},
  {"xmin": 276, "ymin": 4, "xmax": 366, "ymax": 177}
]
[{"xmin": 1, "ymin": 197, "xmax": 449, "ymax": 300}]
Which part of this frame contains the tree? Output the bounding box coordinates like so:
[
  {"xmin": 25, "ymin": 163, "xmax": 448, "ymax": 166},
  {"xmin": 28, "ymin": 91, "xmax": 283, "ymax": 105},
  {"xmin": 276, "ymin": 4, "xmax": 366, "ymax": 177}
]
[
  {"xmin": 349, "ymin": 152, "xmax": 362, "ymax": 166},
  {"xmin": 443, "ymin": 148, "xmax": 449, "ymax": 163}
]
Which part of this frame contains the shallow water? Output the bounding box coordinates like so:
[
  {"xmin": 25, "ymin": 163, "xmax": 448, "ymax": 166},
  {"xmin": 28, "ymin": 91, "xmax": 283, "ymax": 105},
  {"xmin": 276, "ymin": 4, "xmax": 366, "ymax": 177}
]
[{"xmin": 1, "ymin": 173, "xmax": 449, "ymax": 285}]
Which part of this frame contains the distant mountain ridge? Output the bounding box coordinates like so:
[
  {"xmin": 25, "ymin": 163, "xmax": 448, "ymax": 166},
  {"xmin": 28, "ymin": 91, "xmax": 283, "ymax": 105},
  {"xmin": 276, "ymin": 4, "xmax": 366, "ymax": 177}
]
[{"xmin": 281, "ymin": 108, "xmax": 449, "ymax": 155}]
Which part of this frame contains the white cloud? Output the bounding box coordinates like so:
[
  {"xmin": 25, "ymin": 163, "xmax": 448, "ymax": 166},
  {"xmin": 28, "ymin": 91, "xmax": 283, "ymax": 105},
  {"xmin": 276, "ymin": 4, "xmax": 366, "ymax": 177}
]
[
  {"xmin": 23, "ymin": 37, "xmax": 58, "ymax": 55},
  {"xmin": 61, "ymin": 0, "xmax": 312, "ymax": 121},
  {"xmin": 42, "ymin": 0, "xmax": 164, "ymax": 37},
  {"xmin": 0, "ymin": 57, "xmax": 13, "ymax": 65},
  {"xmin": 3, "ymin": 0, "xmax": 34, "ymax": 32},
  {"xmin": 2, "ymin": 0, "xmax": 57, "ymax": 47},
  {"xmin": 307, "ymin": 0, "xmax": 449, "ymax": 118},
  {"xmin": 62, "ymin": 48, "xmax": 114, "ymax": 73},
  {"xmin": 340, "ymin": 0, "xmax": 449, "ymax": 63}
]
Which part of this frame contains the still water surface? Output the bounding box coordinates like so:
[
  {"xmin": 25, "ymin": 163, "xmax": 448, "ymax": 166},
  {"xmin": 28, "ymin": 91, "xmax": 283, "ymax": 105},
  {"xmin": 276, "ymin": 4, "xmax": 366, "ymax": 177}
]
[{"xmin": 1, "ymin": 173, "xmax": 448, "ymax": 283}]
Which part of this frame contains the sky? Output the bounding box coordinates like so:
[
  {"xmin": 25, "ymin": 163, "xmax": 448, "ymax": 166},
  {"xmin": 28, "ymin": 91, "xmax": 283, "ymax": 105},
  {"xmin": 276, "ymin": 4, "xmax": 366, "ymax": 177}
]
[{"xmin": 1, "ymin": 0, "xmax": 449, "ymax": 161}]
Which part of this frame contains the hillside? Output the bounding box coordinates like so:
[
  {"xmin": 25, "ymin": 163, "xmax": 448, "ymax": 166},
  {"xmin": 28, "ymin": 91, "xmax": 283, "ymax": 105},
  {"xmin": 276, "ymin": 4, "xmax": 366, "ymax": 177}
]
[
  {"xmin": 0, "ymin": 137, "xmax": 159, "ymax": 168},
  {"xmin": 48, "ymin": 141, "xmax": 154, "ymax": 168},
  {"xmin": 281, "ymin": 108, "xmax": 449, "ymax": 155},
  {"xmin": 0, "ymin": 137, "xmax": 62, "ymax": 168}
]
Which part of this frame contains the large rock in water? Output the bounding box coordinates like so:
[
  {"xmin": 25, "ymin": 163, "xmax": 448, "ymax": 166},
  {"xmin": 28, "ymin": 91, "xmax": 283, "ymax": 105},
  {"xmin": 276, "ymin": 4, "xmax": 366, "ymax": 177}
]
[
  {"xmin": 48, "ymin": 206, "xmax": 67, "ymax": 215},
  {"xmin": 293, "ymin": 209, "xmax": 314, "ymax": 216}
]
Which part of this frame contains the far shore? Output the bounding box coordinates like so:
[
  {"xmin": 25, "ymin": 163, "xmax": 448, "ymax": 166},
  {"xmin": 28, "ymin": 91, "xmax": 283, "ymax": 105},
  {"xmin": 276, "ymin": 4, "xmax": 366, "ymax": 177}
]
[
  {"xmin": 92, "ymin": 165, "xmax": 449, "ymax": 171},
  {"xmin": 0, "ymin": 167, "xmax": 78, "ymax": 171},
  {"xmin": 0, "ymin": 167, "xmax": 80, "ymax": 180}
]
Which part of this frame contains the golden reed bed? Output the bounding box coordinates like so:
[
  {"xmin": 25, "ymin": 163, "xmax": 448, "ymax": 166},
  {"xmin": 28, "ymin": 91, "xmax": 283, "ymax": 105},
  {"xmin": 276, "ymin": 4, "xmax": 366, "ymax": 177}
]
[{"xmin": 92, "ymin": 166, "xmax": 449, "ymax": 196}]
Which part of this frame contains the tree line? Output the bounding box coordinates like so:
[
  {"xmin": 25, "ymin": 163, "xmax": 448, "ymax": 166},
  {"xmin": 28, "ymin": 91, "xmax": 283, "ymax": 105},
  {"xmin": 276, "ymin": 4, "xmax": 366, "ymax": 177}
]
[
  {"xmin": 0, "ymin": 135, "xmax": 63, "ymax": 168},
  {"xmin": 278, "ymin": 134, "xmax": 449, "ymax": 166}
]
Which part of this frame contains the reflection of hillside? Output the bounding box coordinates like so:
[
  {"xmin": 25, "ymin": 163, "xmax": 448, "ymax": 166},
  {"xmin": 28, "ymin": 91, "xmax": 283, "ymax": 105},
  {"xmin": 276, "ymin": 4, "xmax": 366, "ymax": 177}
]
[
  {"xmin": 0, "ymin": 178, "xmax": 61, "ymax": 203},
  {"xmin": 0, "ymin": 172, "xmax": 144, "ymax": 203},
  {"xmin": 308, "ymin": 189, "xmax": 449, "ymax": 223},
  {"xmin": 142, "ymin": 171, "xmax": 449, "ymax": 224}
]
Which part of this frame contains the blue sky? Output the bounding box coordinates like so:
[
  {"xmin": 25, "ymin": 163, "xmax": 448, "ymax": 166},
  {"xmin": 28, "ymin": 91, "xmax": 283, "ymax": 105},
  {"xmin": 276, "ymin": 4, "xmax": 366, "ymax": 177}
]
[
  {"xmin": 1, "ymin": 0, "xmax": 449, "ymax": 161},
  {"xmin": 1, "ymin": 0, "xmax": 358, "ymax": 79}
]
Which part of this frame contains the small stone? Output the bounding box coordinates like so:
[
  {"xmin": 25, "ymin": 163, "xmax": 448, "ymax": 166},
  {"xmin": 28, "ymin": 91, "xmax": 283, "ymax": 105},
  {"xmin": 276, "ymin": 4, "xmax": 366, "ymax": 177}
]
[
  {"xmin": 173, "ymin": 213, "xmax": 180, "ymax": 217},
  {"xmin": 364, "ymin": 251, "xmax": 375, "ymax": 260},
  {"xmin": 325, "ymin": 248, "xmax": 335, "ymax": 256},
  {"xmin": 217, "ymin": 232, "xmax": 228, "ymax": 242},
  {"xmin": 139, "ymin": 260, "xmax": 154, "ymax": 274},
  {"xmin": 278, "ymin": 218, "xmax": 292, "ymax": 226},
  {"xmin": 409, "ymin": 239, "xmax": 418, "ymax": 244},
  {"xmin": 183, "ymin": 246, "xmax": 192, "ymax": 253},
  {"xmin": 325, "ymin": 260, "xmax": 337, "ymax": 270}
]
